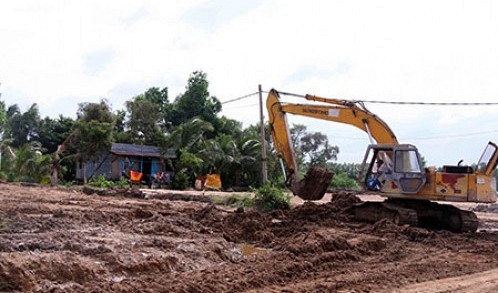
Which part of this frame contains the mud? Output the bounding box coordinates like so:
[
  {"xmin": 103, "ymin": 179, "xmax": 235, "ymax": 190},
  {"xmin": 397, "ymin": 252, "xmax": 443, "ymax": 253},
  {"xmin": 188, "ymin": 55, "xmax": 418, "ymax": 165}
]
[{"xmin": 1, "ymin": 183, "xmax": 498, "ymax": 292}]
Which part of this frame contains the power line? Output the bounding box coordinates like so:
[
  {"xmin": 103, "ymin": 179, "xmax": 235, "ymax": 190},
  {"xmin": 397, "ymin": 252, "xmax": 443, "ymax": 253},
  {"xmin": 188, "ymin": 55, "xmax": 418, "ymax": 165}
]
[
  {"xmin": 276, "ymin": 90, "xmax": 498, "ymax": 106},
  {"xmin": 221, "ymin": 92, "xmax": 259, "ymax": 105},
  {"xmin": 222, "ymin": 103, "xmax": 259, "ymax": 110},
  {"xmin": 403, "ymin": 129, "xmax": 498, "ymax": 141},
  {"xmin": 359, "ymin": 100, "xmax": 498, "ymax": 106}
]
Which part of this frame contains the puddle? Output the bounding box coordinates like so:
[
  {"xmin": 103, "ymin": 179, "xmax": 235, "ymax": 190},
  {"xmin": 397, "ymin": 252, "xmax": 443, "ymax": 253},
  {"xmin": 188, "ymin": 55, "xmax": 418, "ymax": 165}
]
[{"xmin": 241, "ymin": 244, "xmax": 270, "ymax": 256}]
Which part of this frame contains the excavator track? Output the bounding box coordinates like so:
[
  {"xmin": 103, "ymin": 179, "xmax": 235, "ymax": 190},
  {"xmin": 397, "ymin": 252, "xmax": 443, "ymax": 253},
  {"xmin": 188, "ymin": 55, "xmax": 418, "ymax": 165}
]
[
  {"xmin": 352, "ymin": 199, "xmax": 479, "ymax": 233},
  {"xmin": 439, "ymin": 204, "xmax": 479, "ymax": 233},
  {"xmin": 352, "ymin": 201, "xmax": 418, "ymax": 227}
]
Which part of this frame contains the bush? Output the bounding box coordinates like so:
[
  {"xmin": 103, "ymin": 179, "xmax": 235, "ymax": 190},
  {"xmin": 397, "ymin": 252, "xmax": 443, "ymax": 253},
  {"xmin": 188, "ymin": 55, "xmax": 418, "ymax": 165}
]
[
  {"xmin": 253, "ymin": 183, "xmax": 291, "ymax": 212},
  {"xmin": 88, "ymin": 175, "xmax": 114, "ymax": 188},
  {"xmin": 172, "ymin": 171, "xmax": 190, "ymax": 190}
]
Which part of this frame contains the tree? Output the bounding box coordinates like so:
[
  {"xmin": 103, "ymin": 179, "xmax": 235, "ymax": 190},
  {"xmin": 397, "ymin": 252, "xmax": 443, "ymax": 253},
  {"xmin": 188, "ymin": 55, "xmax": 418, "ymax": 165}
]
[
  {"xmin": 8, "ymin": 104, "xmax": 41, "ymax": 148},
  {"xmin": 112, "ymin": 109, "xmax": 132, "ymax": 143},
  {"xmin": 73, "ymin": 100, "xmax": 114, "ymax": 184},
  {"xmin": 170, "ymin": 71, "xmax": 222, "ymax": 134},
  {"xmin": 301, "ymin": 131, "xmax": 338, "ymax": 166},
  {"xmin": 165, "ymin": 118, "xmax": 214, "ymax": 152},
  {"xmin": 143, "ymin": 87, "xmax": 171, "ymax": 130},
  {"xmin": 125, "ymin": 97, "xmax": 166, "ymax": 146},
  {"xmin": 290, "ymin": 124, "xmax": 339, "ymax": 170},
  {"xmin": 290, "ymin": 124, "xmax": 307, "ymax": 167},
  {"xmin": 164, "ymin": 118, "xmax": 214, "ymax": 188},
  {"xmin": 37, "ymin": 115, "xmax": 75, "ymax": 154},
  {"xmin": 4, "ymin": 142, "xmax": 52, "ymax": 183},
  {"xmin": 217, "ymin": 116, "xmax": 243, "ymax": 138}
]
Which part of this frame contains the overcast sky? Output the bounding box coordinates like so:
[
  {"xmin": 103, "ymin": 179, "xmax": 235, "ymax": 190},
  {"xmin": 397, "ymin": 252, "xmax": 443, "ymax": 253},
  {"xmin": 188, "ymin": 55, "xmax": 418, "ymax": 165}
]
[{"xmin": 1, "ymin": 0, "xmax": 497, "ymax": 166}]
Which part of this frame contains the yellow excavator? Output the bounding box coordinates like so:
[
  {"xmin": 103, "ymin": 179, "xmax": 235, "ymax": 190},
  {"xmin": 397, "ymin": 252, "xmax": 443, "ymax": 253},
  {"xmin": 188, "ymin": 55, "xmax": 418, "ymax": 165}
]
[{"xmin": 267, "ymin": 89, "xmax": 498, "ymax": 232}]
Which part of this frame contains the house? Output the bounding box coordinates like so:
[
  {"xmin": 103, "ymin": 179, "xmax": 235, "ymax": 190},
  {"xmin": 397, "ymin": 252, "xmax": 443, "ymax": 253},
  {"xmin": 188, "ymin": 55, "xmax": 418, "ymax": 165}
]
[{"xmin": 76, "ymin": 143, "xmax": 176, "ymax": 184}]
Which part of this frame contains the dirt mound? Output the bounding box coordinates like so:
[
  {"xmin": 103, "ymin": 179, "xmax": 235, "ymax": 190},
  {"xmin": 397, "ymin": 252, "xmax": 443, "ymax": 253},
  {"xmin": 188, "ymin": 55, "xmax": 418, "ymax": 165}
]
[{"xmin": 222, "ymin": 209, "xmax": 275, "ymax": 244}]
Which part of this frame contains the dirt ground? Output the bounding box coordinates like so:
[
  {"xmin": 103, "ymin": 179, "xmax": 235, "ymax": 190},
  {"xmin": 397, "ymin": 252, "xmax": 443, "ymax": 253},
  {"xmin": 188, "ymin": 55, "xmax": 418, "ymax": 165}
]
[{"xmin": 1, "ymin": 183, "xmax": 498, "ymax": 292}]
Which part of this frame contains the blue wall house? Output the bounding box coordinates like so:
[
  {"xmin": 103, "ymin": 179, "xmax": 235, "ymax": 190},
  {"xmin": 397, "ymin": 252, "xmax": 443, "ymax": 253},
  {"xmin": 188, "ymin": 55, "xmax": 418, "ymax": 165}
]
[{"xmin": 76, "ymin": 143, "xmax": 175, "ymax": 184}]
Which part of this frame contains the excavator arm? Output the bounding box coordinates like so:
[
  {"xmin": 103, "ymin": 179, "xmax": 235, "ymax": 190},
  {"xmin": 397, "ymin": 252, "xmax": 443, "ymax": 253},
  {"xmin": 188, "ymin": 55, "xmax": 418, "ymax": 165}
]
[{"xmin": 267, "ymin": 89, "xmax": 398, "ymax": 200}]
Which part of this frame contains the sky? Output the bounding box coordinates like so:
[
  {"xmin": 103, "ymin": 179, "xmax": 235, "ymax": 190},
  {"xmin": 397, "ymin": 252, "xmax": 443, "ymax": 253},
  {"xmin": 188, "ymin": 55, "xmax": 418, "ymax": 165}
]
[{"xmin": 1, "ymin": 0, "xmax": 498, "ymax": 167}]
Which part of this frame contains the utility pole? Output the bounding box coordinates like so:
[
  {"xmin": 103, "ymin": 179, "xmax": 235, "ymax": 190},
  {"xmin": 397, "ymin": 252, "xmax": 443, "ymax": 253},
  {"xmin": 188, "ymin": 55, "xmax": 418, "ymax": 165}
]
[{"xmin": 258, "ymin": 85, "xmax": 268, "ymax": 183}]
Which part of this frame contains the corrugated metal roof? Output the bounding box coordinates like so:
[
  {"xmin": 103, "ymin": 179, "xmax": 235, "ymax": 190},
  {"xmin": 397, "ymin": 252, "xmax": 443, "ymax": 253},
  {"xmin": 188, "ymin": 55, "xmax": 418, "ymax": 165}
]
[{"xmin": 111, "ymin": 143, "xmax": 176, "ymax": 158}]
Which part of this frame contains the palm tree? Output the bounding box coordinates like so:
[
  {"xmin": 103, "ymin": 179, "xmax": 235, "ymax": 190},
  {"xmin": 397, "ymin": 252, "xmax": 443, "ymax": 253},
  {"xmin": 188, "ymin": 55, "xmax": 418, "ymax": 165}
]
[
  {"xmin": 198, "ymin": 135, "xmax": 261, "ymax": 188},
  {"xmin": 165, "ymin": 118, "xmax": 214, "ymax": 151},
  {"xmin": 9, "ymin": 142, "xmax": 51, "ymax": 183},
  {"xmin": 163, "ymin": 118, "xmax": 214, "ymax": 188}
]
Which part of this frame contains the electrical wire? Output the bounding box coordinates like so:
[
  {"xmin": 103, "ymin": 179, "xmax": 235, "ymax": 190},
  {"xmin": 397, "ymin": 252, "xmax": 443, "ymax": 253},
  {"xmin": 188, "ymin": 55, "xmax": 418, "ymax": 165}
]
[
  {"xmin": 359, "ymin": 100, "xmax": 498, "ymax": 106},
  {"xmin": 221, "ymin": 92, "xmax": 259, "ymax": 105},
  {"xmin": 403, "ymin": 129, "xmax": 498, "ymax": 141},
  {"xmin": 276, "ymin": 90, "xmax": 498, "ymax": 106},
  {"xmin": 221, "ymin": 89, "xmax": 498, "ymax": 142},
  {"xmin": 222, "ymin": 103, "xmax": 259, "ymax": 110}
]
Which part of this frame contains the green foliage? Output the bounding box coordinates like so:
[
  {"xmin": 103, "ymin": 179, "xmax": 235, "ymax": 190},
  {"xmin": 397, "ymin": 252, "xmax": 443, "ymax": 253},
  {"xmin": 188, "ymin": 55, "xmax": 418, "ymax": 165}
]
[
  {"xmin": 72, "ymin": 100, "xmax": 115, "ymax": 184},
  {"xmin": 125, "ymin": 98, "xmax": 165, "ymax": 145},
  {"xmin": 7, "ymin": 104, "xmax": 41, "ymax": 148},
  {"xmin": 176, "ymin": 148, "xmax": 204, "ymax": 173},
  {"xmin": 290, "ymin": 124, "xmax": 339, "ymax": 169},
  {"xmin": 170, "ymin": 71, "xmax": 221, "ymax": 133},
  {"xmin": 172, "ymin": 171, "xmax": 190, "ymax": 190},
  {"xmin": 328, "ymin": 162, "xmax": 362, "ymax": 179},
  {"xmin": 0, "ymin": 142, "xmax": 51, "ymax": 183},
  {"xmin": 330, "ymin": 171, "xmax": 360, "ymax": 190},
  {"xmin": 88, "ymin": 175, "xmax": 130, "ymax": 188},
  {"xmin": 77, "ymin": 100, "xmax": 113, "ymax": 123},
  {"xmin": 75, "ymin": 120, "xmax": 113, "ymax": 157},
  {"xmin": 37, "ymin": 115, "xmax": 74, "ymax": 153},
  {"xmin": 87, "ymin": 175, "xmax": 127, "ymax": 188},
  {"xmin": 253, "ymin": 183, "xmax": 291, "ymax": 212},
  {"xmin": 88, "ymin": 175, "xmax": 114, "ymax": 188},
  {"xmin": 143, "ymin": 86, "xmax": 171, "ymax": 129}
]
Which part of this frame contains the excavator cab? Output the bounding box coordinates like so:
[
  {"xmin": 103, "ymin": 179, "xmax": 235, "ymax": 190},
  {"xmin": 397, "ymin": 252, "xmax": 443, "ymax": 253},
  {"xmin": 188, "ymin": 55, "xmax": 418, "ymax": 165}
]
[{"xmin": 360, "ymin": 144, "xmax": 426, "ymax": 194}]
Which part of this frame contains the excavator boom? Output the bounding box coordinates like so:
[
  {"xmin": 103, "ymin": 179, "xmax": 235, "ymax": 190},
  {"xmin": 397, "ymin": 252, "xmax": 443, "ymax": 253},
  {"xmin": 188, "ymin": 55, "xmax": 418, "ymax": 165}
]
[{"xmin": 267, "ymin": 89, "xmax": 398, "ymax": 199}]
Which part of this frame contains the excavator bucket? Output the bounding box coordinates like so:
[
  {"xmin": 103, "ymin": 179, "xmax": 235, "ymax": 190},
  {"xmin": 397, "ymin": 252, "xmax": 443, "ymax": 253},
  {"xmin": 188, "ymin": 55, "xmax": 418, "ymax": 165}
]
[{"xmin": 290, "ymin": 166, "xmax": 334, "ymax": 200}]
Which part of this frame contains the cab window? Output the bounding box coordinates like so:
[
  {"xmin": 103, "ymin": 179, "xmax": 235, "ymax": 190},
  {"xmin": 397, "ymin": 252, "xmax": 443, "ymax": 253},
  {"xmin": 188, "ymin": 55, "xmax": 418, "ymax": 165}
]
[{"xmin": 394, "ymin": 150, "xmax": 421, "ymax": 173}]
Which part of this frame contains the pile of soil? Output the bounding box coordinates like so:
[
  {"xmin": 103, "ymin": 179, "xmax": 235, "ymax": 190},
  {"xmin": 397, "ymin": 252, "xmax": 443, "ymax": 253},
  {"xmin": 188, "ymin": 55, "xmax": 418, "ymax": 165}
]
[{"xmin": 1, "ymin": 184, "xmax": 497, "ymax": 292}]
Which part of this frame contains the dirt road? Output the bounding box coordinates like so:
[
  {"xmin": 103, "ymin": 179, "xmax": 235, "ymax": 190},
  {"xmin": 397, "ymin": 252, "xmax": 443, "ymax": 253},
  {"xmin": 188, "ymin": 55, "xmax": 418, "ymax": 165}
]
[{"xmin": 1, "ymin": 183, "xmax": 497, "ymax": 292}]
